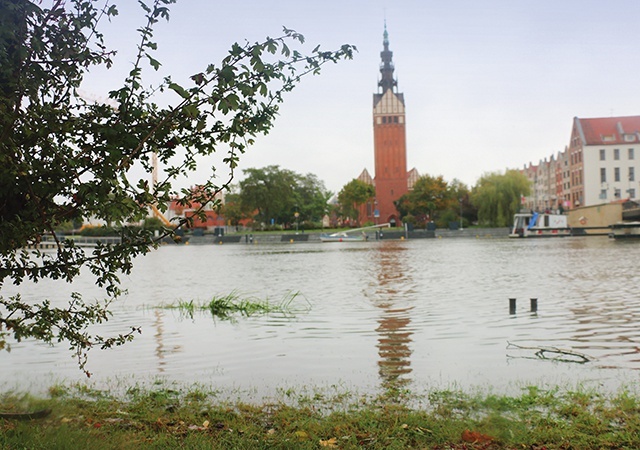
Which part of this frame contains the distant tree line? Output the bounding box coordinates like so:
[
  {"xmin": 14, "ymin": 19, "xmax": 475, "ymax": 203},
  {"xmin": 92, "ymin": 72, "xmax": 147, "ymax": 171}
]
[
  {"xmin": 56, "ymin": 166, "xmax": 531, "ymax": 232},
  {"xmin": 335, "ymin": 169, "xmax": 530, "ymax": 228},
  {"xmin": 217, "ymin": 167, "xmax": 530, "ymax": 230}
]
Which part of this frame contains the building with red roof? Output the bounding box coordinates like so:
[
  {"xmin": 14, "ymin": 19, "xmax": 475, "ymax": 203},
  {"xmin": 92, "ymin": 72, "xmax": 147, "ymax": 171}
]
[{"xmin": 522, "ymin": 115, "xmax": 640, "ymax": 210}]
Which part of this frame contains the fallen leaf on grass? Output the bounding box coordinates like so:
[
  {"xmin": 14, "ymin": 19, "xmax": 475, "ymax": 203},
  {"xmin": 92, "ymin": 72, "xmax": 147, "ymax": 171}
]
[
  {"xmin": 319, "ymin": 437, "xmax": 338, "ymax": 448},
  {"xmin": 400, "ymin": 423, "xmax": 432, "ymax": 434},
  {"xmin": 105, "ymin": 418, "xmax": 124, "ymax": 424},
  {"xmin": 461, "ymin": 429, "xmax": 494, "ymax": 444},
  {"xmin": 295, "ymin": 430, "xmax": 309, "ymax": 439},
  {"xmin": 186, "ymin": 420, "xmax": 212, "ymax": 432}
]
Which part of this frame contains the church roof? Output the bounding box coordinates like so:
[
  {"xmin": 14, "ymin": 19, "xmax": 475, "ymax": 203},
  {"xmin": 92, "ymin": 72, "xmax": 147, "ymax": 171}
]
[
  {"xmin": 357, "ymin": 168, "xmax": 374, "ymax": 185},
  {"xmin": 407, "ymin": 168, "xmax": 420, "ymax": 190},
  {"xmin": 574, "ymin": 115, "xmax": 640, "ymax": 146}
]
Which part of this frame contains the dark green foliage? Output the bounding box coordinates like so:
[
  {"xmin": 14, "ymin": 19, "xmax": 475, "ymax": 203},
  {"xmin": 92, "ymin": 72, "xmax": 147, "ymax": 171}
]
[
  {"xmin": 238, "ymin": 165, "xmax": 332, "ymax": 226},
  {"xmin": 337, "ymin": 178, "xmax": 375, "ymax": 225},
  {"xmin": 0, "ymin": 0, "xmax": 354, "ymax": 373},
  {"xmin": 471, "ymin": 170, "xmax": 531, "ymax": 227},
  {"xmin": 394, "ymin": 177, "xmax": 476, "ymax": 229}
]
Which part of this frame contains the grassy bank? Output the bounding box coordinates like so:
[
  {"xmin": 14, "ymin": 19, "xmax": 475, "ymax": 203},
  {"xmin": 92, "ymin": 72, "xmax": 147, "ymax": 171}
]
[{"xmin": 2, "ymin": 383, "xmax": 640, "ymax": 449}]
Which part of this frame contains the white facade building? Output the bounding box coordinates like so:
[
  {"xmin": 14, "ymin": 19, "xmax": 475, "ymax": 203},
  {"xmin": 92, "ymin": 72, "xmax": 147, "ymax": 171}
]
[
  {"xmin": 522, "ymin": 116, "xmax": 640, "ymax": 211},
  {"xmin": 573, "ymin": 116, "xmax": 640, "ymax": 207}
]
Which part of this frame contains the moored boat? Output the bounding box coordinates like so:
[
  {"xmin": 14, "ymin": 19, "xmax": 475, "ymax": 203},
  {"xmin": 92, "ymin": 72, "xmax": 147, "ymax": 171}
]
[
  {"xmin": 319, "ymin": 223, "xmax": 390, "ymax": 243},
  {"xmin": 509, "ymin": 212, "xmax": 571, "ymax": 238},
  {"xmin": 609, "ymin": 222, "xmax": 640, "ymax": 239},
  {"xmin": 319, "ymin": 232, "xmax": 367, "ymax": 242}
]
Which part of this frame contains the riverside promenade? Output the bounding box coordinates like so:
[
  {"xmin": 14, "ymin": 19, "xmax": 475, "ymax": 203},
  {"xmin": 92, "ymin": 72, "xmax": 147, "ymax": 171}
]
[{"xmin": 185, "ymin": 227, "xmax": 510, "ymax": 245}]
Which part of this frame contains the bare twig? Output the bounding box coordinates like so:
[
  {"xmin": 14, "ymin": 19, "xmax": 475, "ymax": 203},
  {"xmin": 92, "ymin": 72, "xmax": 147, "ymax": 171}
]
[{"xmin": 507, "ymin": 341, "xmax": 592, "ymax": 364}]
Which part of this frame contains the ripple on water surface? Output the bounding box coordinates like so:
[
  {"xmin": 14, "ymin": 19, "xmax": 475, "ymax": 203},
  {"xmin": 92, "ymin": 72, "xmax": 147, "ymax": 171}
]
[{"xmin": 2, "ymin": 237, "xmax": 640, "ymax": 396}]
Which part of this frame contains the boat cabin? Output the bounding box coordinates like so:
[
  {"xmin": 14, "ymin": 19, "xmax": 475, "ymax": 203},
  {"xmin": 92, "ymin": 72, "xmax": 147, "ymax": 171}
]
[{"xmin": 510, "ymin": 212, "xmax": 570, "ymax": 238}]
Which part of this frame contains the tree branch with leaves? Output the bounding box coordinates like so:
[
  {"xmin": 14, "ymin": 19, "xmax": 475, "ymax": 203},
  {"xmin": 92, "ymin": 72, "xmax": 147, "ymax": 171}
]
[{"xmin": 0, "ymin": 0, "xmax": 354, "ymax": 375}]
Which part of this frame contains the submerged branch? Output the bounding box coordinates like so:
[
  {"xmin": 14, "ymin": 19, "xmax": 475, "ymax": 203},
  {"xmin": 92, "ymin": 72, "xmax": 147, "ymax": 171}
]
[{"xmin": 507, "ymin": 341, "xmax": 593, "ymax": 364}]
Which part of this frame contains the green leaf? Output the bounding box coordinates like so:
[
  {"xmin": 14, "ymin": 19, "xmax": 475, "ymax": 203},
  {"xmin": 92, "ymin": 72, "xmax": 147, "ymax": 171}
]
[
  {"xmin": 168, "ymin": 82, "xmax": 189, "ymax": 99},
  {"xmin": 146, "ymin": 53, "xmax": 161, "ymax": 70},
  {"xmin": 182, "ymin": 104, "xmax": 199, "ymax": 118}
]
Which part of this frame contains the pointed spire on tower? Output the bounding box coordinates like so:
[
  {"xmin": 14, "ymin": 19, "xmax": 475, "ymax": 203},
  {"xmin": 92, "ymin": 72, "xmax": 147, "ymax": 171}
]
[{"xmin": 378, "ymin": 21, "xmax": 397, "ymax": 94}]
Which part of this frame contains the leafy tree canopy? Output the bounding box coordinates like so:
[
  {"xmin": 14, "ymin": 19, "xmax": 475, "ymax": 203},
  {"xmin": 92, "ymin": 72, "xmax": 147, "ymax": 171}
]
[
  {"xmin": 238, "ymin": 165, "xmax": 330, "ymax": 226},
  {"xmin": 219, "ymin": 190, "xmax": 250, "ymax": 228},
  {"xmin": 470, "ymin": 170, "xmax": 530, "ymax": 227},
  {"xmin": 337, "ymin": 178, "xmax": 375, "ymax": 225},
  {"xmin": 395, "ymin": 175, "xmax": 454, "ymax": 226},
  {"xmin": 0, "ymin": 0, "xmax": 353, "ymax": 374}
]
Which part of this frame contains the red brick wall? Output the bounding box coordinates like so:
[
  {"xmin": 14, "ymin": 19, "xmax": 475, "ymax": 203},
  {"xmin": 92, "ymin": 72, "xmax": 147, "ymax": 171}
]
[{"xmin": 373, "ymin": 119, "xmax": 408, "ymax": 224}]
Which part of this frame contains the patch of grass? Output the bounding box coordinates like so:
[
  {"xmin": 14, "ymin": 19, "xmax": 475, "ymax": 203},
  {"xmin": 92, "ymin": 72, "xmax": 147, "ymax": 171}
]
[
  {"xmin": 159, "ymin": 291, "xmax": 308, "ymax": 320},
  {"xmin": 2, "ymin": 384, "xmax": 640, "ymax": 449}
]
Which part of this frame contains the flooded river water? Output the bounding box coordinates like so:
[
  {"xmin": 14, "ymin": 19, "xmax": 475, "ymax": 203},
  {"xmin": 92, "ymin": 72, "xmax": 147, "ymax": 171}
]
[{"xmin": 2, "ymin": 236, "xmax": 640, "ymax": 398}]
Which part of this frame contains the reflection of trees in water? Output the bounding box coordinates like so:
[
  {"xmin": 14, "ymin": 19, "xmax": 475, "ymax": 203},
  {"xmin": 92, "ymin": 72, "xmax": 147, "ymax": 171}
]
[{"xmin": 370, "ymin": 242, "xmax": 414, "ymax": 391}]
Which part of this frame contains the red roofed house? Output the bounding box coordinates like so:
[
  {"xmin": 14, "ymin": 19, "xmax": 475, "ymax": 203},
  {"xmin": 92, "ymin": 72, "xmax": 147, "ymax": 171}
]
[
  {"xmin": 521, "ymin": 115, "xmax": 640, "ymax": 211},
  {"xmin": 570, "ymin": 115, "xmax": 640, "ymax": 207}
]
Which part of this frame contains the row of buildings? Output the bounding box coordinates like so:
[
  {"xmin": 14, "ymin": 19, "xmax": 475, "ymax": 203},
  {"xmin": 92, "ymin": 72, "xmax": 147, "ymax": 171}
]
[
  {"xmin": 135, "ymin": 26, "xmax": 640, "ymax": 231},
  {"xmin": 355, "ymin": 25, "xmax": 640, "ymax": 226},
  {"xmin": 161, "ymin": 26, "xmax": 640, "ymax": 230},
  {"xmin": 522, "ymin": 115, "xmax": 640, "ymax": 212}
]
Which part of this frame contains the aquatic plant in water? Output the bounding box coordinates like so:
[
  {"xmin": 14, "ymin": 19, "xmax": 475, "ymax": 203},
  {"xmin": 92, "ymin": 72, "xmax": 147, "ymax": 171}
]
[{"xmin": 159, "ymin": 291, "xmax": 307, "ymax": 320}]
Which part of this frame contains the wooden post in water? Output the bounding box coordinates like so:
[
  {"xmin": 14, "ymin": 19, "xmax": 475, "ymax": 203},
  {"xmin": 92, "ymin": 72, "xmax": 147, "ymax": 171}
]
[
  {"xmin": 530, "ymin": 298, "xmax": 538, "ymax": 313},
  {"xmin": 509, "ymin": 298, "xmax": 516, "ymax": 315}
]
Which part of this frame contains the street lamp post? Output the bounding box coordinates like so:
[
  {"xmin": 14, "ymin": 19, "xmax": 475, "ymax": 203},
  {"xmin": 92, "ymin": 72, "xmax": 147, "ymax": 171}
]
[{"xmin": 459, "ymin": 198, "xmax": 463, "ymax": 231}]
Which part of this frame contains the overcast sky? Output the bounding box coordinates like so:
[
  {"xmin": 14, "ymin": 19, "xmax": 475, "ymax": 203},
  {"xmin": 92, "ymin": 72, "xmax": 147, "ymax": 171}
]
[{"xmin": 83, "ymin": 0, "xmax": 640, "ymax": 194}]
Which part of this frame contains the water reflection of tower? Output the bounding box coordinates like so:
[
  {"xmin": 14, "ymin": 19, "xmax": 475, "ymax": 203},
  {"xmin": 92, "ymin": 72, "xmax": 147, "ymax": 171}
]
[
  {"xmin": 154, "ymin": 310, "xmax": 166, "ymax": 373},
  {"xmin": 371, "ymin": 241, "xmax": 414, "ymax": 389}
]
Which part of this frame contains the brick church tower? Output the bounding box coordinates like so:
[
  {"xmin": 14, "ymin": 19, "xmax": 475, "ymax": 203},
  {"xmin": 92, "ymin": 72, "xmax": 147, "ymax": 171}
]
[{"xmin": 371, "ymin": 24, "xmax": 408, "ymax": 226}]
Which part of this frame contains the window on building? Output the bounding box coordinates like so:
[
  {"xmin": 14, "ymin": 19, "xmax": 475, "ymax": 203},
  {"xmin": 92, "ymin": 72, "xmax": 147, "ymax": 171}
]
[
  {"xmin": 393, "ymin": 116, "xmax": 398, "ymax": 123},
  {"xmin": 600, "ymin": 149, "xmax": 606, "ymax": 161},
  {"xmin": 615, "ymin": 167, "xmax": 620, "ymax": 182},
  {"xmin": 600, "ymin": 189, "xmax": 607, "ymax": 200},
  {"xmin": 600, "ymin": 168, "xmax": 607, "ymax": 183},
  {"xmin": 629, "ymin": 188, "xmax": 636, "ymax": 199},
  {"xmin": 615, "ymin": 188, "xmax": 621, "ymax": 199},
  {"xmin": 630, "ymin": 167, "xmax": 635, "ymax": 182},
  {"xmin": 382, "ymin": 117, "xmax": 387, "ymax": 124},
  {"xmin": 614, "ymin": 148, "xmax": 620, "ymax": 160},
  {"xmin": 629, "ymin": 148, "xmax": 635, "ymax": 160}
]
